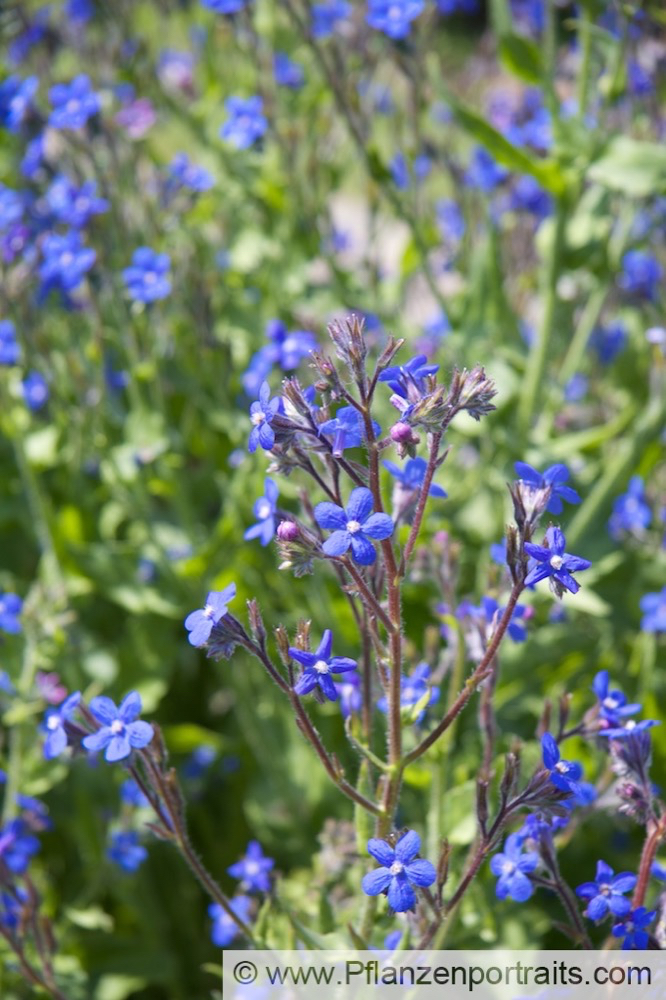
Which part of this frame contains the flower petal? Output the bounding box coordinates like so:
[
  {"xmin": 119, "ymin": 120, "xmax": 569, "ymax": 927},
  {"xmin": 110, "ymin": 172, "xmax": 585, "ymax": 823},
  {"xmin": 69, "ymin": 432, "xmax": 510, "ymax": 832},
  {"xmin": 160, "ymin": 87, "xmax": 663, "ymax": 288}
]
[
  {"xmin": 387, "ymin": 875, "xmax": 416, "ymax": 912},
  {"xmin": 395, "ymin": 830, "xmax": 420, "ymax": 864},
  {"xmin": 128, "ymin": 721, "xmax": 154, "ymax": 748},
  {"xmin": 314, "ymin": 502, "xmax": 347, "ymax": 531},
  {"xmin": 405, "ymin": 860, "xmax": 436, "ymax": 887},
  {"xmin": 367, "ymin": 839, "xmax": 395, "ymax": 867},
  {"xmin": 345, "ymin": 487, "xmax": 374, "ymax": 524},
  {"xmin": 329, "ymin": 656, "xmax": 357, "ymax": 674},
  {"xmin": 105, "ymin": 734, "xmax": 132, "ymax": 762},
  {"xmin": 82, "ymin": 727, "xmax": 112, "ymax": 753},
  {"xmin": 541, "ymin": 732, "xmax": 560, "ymax": 769},
  {"xmin": 362, "ymin": 868, "xmax": 392, "ymax": 896},
  {"xmin": 294, "ymin": 671, "xmax": 318, "ymax": 696},
  {"xmin": 361, "ymin": 513, "xmax": 394, "ymax": 540},
  {"xmin": 88, "ymin": 696, "xmax": 118, "ymax": 726},
  {"xmin": 323, "ymin": 531, "xmax": 352, "ymax": 557},
  {"xmin": 316, "ymin": 629, "xmax": 333, "ymax": 661},
  {"xmin": 118, "ymin": 691, "xmax": 142, "ymax": 723},
  {"xmin": 350, "ymin": 534, "xmax": 376, "ymax": 565},
  {"xmin": 318, "ymin": 673, "xmax": 338, "ymax": 701}
]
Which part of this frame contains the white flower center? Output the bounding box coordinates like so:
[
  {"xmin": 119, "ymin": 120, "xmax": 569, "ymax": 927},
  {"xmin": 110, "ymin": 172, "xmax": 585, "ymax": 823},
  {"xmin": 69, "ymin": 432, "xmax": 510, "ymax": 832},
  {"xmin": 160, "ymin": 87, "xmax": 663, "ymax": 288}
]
[
  {"xmin": 502, "ymin": 860, "xmax": 516, "ymax": 876},
  {"xmin": 47, "ymin": 715, "xmax": 60, "ymax": 731},
  {"xmin": 550, "ymin": 555, "xmax": 564, "ymax": 570},
  {"xmin": 346, "ymin": 520, "xmax": 361, "ymax": 534},
  {"xmin": 245, "ymin": 860, "xmax": 260, "ymax": 876},
  {"xmin": 203, "ymin": 603, "xmax": 215, "ymax": 619},
  {"xmin": 555, "ymin": 762, "xmax": 568, "ymax": 774},
  {"xmin": 390, "ymin": 861, "xmax": 404, "ymax": 876},
  {"xmin": 66, "ymin": 98, "xmax": 81, "ymax": 114},
  {"xmin": 251, "ymin": 410, "xmax": 266, "ymax": 425},
  {"xmin": 110, "ymin": 720, "xmax": 124, "ymax": 735},
  {"xmin": 257, "ymin": 501, "xmax": 271, "ymax": 519},
  {"xmin": 625, "ymin": 721, "xmax": 636, "ymax": 731},
  {"xmin": 313, "ymin": 659, "xmax": 329, "ymax": 674},
  {"xmin": 144, "ymin": 271, "xmax": 157, "ymax": 284},
  {"xmin": 60, "ymin": 251, "xmax": 74, "ymax": 267},
  {"xmin": 604, "ymin": 696, "xmax": 619, "ymax": 709},
  {"xmin": 600, "ymin": 883, "xmax": 611, "ymax": 896}
]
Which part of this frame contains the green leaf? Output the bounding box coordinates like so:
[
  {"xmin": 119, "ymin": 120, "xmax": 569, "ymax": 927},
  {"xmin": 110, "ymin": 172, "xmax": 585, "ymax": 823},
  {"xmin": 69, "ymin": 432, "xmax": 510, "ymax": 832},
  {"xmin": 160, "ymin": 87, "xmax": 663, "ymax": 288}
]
[
  {"xmin": 443, "ymin": 94, "xmax": 565, "ymax": 195},
  {"xmin": 498, "ymin": 34, "xmax": 544, "ymax": 85},
  {"xmin": 588, "ymin": 137, "xmax": 666, "ymax": 197}
]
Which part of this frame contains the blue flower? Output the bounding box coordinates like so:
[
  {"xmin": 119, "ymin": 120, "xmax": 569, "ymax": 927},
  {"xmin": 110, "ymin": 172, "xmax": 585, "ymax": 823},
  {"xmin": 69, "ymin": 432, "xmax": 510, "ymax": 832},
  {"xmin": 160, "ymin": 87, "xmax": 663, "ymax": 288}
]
[
  {"xmin": 378, "ymin": 354, "xmax": 439, "ymax": 399},
  {"xmin": 0, "ymin": 819, "xmax": 40, "ymax": 873},
  {"xmin": 0, "ymin": 321, "xmax": 19, "ymax": 366},
  {"xmin": 588, "ymin": 321, "xmax": 627, "ymax": 364},
  {"xmin": 489, "ymin": 539, "xmax": 507, "ymax": 565},
  {"xmin": 82, "ymin": 692, "xmax": 154, "ymax": 762},
  {"xmin": 620, "ymin": 250, "xmax": 662, "ymax": 300},
  {"xmin": 564, "ymin": 373, "xmax": 588, "ymax": 402},
  {"xmin": 514, "ymin": 462, "xmax": 580, "ymax": 515},
  {"xmin": 507, "ymin": 175, "xmax": 552, "ymax": 219},
  {"xmin": 184, "ymin": 584, "xmax": 237, "ymax": 647},
  {"xmin": 464, "ymin": 147, "xmax": 508, "ymax": 191},
  {"xmin": 107, "ymin": 831, "xmax": 148, "ymax": 872},
  {"xmin": 575, "ymin": 861, "xmax": 636, "ymax": 920},
  {"xmin": 524, "ymin": 526, "xmax": 591, "ymax": 595},
  {"xmin": 640, "ymin": 587, "xmax": 666, "ymax": 632},
  {"xmin": 490, "ymin": 833, "xmax": 539, "ymax": 902},
  {"xmin": 201, "ymin": 0, "xmax": 247, "ymax": 10},
  {"xmin": 228, "ymin": 840, "xmax": 274, "ymax": 892},
  {"xmin": 167, "ymin": 153, "xmax": 214, "ymax": 193},
  {"xmin": 598, "ymin": 719, "xmax": 660, "ymax": 740},
  {"xmin": 335, "ymin": 673, "xmax": 362, "ymax": 718},
  {"xmin": 361, "ymin": 830, "xmax": 436, "ymax": 912},
  {"xmin": 436, "ymin": 0, "xmax": 480, "ymax": 13},
  {"xmin": 41, "ymin": 692, "xmax": 81, "ymax": 759},
  {"xmin": 651, "ymin": 860, "xmax": 666, "ymax": 881},
  {"xmin": 608, "ymin": 476, "xmax": 651, "ymax": 539},
  {"xmin": 382, "ymin": 457, "xmax": 447, "ymax": 498},
  {"xmin": 0, "ymin": 184, "xmax": 24, "ymax": 231},
  {"xmin": 320, "ymin": 406, "xmax": 379, "ymax": 458},
  {"xmin": 377, "ymin": 663, "xmax": 439, "ymax": 723},
  {"xmin": 541, "ymin": 733, "xmax": 583, "ymax": 795},
  {"xmin": 0, "ymin": 75, "xmax": 38, "ymax": 132},
  {"xmin": 314, "ymin": 487, "xmax": 394, "ymax": 565},
  {"xmin": 592, "ymin": 671, "xmax": 641, "ymax": 727},
  {"xmin": 122, "ymin": 247, "xmax": 172, "ymax": 303},
  {"xmin": 289, "ymin": 629, "xmax": 357, "ymax": 702},
  {"xmin": 120, "ymin": 779, "xmax": 150, "ymax": 807},
  {"xmin": 366, "ymin": 0, "xmax": 425, "ymax": 39},
  {"xmin": 183, "ymin": 745, "xmax": 217, "ymax": 780},
  {"xmin": 0, "ymin": 593, "xmax": 24, "ymax": 634},
  {"xmin": 612, "ymin": 907, "xmax": 656, "ymax": 950},
  {"xmin": 48, "ymin": 75, "xmax": 101, "ymax": 129},
  {"xmin": 390, "ymin": 153, "xmax": 409, "ymax": 190},
  {"xmin": 220, "ymin": 96, "xmax": 267, "ymax": 149},
  {"xmin": 477, "ymin": 596, "xmax": 529, "ymax": 642},
  {"xmin": 242, "ymin": 320, "xmax": 317, "ymax": 396},
  {"xmin": 22, "ymin": 372, "xmax": 49, "ymax": 411},
  {"xmin": 436, "ymin": 198, "xmax": 466, "ymax": 245},
  {"xmin": 244, "ymin": 479, "xmax": 278, "ymax": 546},
  {"xmin": 208, "ymin": 896, "xmax": 252, "ymax": 947},
  {"xmin": 45, "ymin": 175, "xmax": 109, "ymax": 228},
  {"xmin": 273, "ymin": 53, "xmax": 305, "ymax": 89},
  {"xmin": 38, "ymin": 230, "xmax": 96, "ymax": 297},
  {"xmin": 248, "ymin": 381, "xmax": 281, "ymax": 452},
  {"xmin": 312, "ymin": 1, "xmax": 352, "ymax": 38}
]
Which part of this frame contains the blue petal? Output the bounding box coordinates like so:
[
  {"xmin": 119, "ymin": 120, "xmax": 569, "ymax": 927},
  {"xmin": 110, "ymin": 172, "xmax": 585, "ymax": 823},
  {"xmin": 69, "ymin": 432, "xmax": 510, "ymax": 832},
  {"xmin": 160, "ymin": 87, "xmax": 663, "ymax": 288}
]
[
  {"xmin": 318, "ymin": 673, "xmax": 338, "ymax": 701},
  {"xmin": 128, "ymin": 721, "xmax": 154, "ymax": 749},
  {"xmin": 44, "ymin": 727, "xmax": 67, "ymax": 759},
  {"xmin": 88, "ymin": 696, "xmax": 118, "ymax": 726},
  {"xmin": 316, "ymin": 629, "xmax": 333, "ymax": 660},
  {"xmin": 387, "ymin": 875, "xmax": 416, "ymax": 912},
  {"xmin": 395, "ymin": 830, "xmax": 420, "ymax": 863},
  {"xmin": 514, "ymin": 462, "xmax": 541, "ymax": 485},
  {"xmin": 586, "ymin": 895, "xmax": 609, "ymax": 921},
  {"xmin": 258, "ymin": 422, "xmax": 275, "ymax": 450},
  {"xmin": 314, "ymin": 502, "xmax": 347, "ymax": 531},
  {"xmin": 323, "ymin": 531, "xmax": 351, "ymax": 557},
  {"xmin": 361, "ymin": 513, "xmax": 394, "ymax": 540},
  {"xmin": 362, "ymin": 868, "xmax": 392, "ymax": 896},
  {"xmin": 82, "ymin": 727, "xmax": 112, "ymax": 753},
  {"xmin": 367, "ymin": 839, "xmax": 395, "ymax": 867},
  {"xmin": 329, "ymin": 656, "xmax": 357, "ymax": 674},
  {"xmin": 119, "ymin": 691, "xmax": 142, "ymax": 723},
  {"xmin": 288, "ymin": 648, "xmax": 317, "ymax": 667},
  {"xmin": 187, "ymin": 616, "xmax": 213, "ymax": 647},
  {"xmin": 609, "ymin": 895, "xmax": 632, "ymax": 916},
  {"xmin": 105, "ymin": 734, "xmax": 132, "ymax": 762},
  {"xmin": 541, "ymin": 732, "xmax": 560, "ymax": 768},
  {"xmin": 405, "ymin": 860, "xmax": 436, "ymax": 887},
  {"xmin": 350, "ymin": 534, "xmax": 376, "ymax": 565},
  {"xmin": 294, "ymin": 671, "xmax": 319, "ymax": 695},
  {"xmin": 345, "ymin": 487, "xmax": 374, "ymax": 523},
  {"xmin": 507, "ymin": 871, "xmax": 534, "ymax": 902}
]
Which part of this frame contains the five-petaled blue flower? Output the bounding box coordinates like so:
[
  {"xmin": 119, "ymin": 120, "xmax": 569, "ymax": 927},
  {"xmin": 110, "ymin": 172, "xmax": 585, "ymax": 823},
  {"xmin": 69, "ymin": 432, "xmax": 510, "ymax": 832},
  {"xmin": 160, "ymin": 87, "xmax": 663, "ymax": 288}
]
[
  {"xmin": 612, "ymin": 907, "xmax": 656, "ymax": 950},
  {"xmin": 185, "ymin": 584, "xmax": 237, "ymax": 646},
  {"xmin": 542, "ymin": 733, "xmax": 583, "ymax": 795},
  {"xmin": 107, "ymin": 831, "xmax": 148, "ymax": 872},
  {"xmin": 320, "ymin": 406, "xmax": 380, "ymax": 458},
  {"xmin": 314, "ymin": 487, "xmax": 394, "ymax": 565},
  {"xmin": 22, "ymin": 372, "xmax": 49, "ymax": 411},
  {"xmin": 289, "ymin": 629, "xmax": 357, "ymax": 702},
  {"xmin": 248, "ymin": 382, "xmax": 281, "ymax": 453},
  {"xmin": 48, "ymin": 74, "xmax": 100, "ymax": 129},
  {"xmin": 123, "ymin": 247, "xmax": 172, "ymax": 303},
  {"xmin": 514, "ymin": 462, "xmax": 580, "ymax": 516},
  {"xmin": 39, "ymin": 231, "xmax": 96, "ymax": 297},
  {"xmin": 0, "ymin": 321, "xmax": 20, "ymax": 366},
  {"xmin": 0, "ymin": 819, "xmax": 40, "ymax": 873},
  {"xmin": 312, "ymin": 1, "xmax": 352, "ymax": 38},
  {"xmin": 477, "ymin": 596, "xmax": 529, "ymax": 642},
  {"xmin": 0, "ymin": 592, "xmax": 22, "ymax": 634},
  {"xmin": 82, "ymin": 692, "xmax": 154, "ymax": 762},
  {"xmin": 244, "ymin": 479, "xmax": 278, "ymax": 546},
  {"xmin": 382, "ymin": 457, "xmax": 447, "ymax": 497},
  {"xmin": 220, "ymin": 96, "xmax": 267, "ymax": 149},
  {"xmin": 208, "ymin": 896, "xmax": 252, "ymax": 947},
  {"xmin": 46, "ymin": 175, "xmax": 109, "ymax": 229},
  {"xmin": 378, "ymin": 354, "xmax": 439, "ymax": 399},
  {"xmin": 42, "ymin": 691, "xmax": 81, "ymax": 759},
  {"xmin": 620, "ymin": 250, "xmax": 662, "ymax": 301},
  {"xmin": 366, "ymin": 0, "xmax": 425, "ymax": 39},
  {"xmin": 575, "ymin": 861, "xmax": 636, "ymax": 920},
  {"xmin": 227, "ymin": 840, "xmax": 274, "ymax": 892},
  {"xmin": 524, "ymin": 526, "xmax": 591, "ymax": 595},
  {"xmin": 490, "ymin": 833, "xmax": 539, "ymax": 902},
  {"xmin": 598, "ymin": 718, "xmax": 660, "ymax": 740},
  {"xmin": 377, "ymin": 662, "xmax": 439, "ymax": 723},
  {"xmin": 201, "ymin": 0, "xmax": 247, "ymax": 11},
  {"xmin": 592, "ymin": 671, "xmax": 641, "ymax": 727},
  {"xmin": 361, "ymin": 830, "xmax": 436, "ymax": 912}
]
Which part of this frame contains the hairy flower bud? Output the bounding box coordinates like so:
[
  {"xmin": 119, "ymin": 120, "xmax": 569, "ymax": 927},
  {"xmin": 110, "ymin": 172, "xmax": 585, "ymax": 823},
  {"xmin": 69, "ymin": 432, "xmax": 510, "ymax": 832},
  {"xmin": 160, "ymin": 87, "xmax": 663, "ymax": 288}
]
[
  {"xmin": 277, "ymin": 520, "xmax": 299, "ymax": 541},
  {"xmin": 327, "ymin": 314, "xmax": 367, "ymax": 386}
]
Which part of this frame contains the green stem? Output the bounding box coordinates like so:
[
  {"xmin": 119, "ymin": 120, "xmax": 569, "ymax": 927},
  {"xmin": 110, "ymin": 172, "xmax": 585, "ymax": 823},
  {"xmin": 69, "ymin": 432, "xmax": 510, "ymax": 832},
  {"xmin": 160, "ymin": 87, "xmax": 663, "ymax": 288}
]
[
  {"xmin": 517, "ymin": 199, "xmax": 567, "ymax": 440},
  {"xmin": 557, "ymin": 285, "xmax": 606, "ymax": 388}
]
